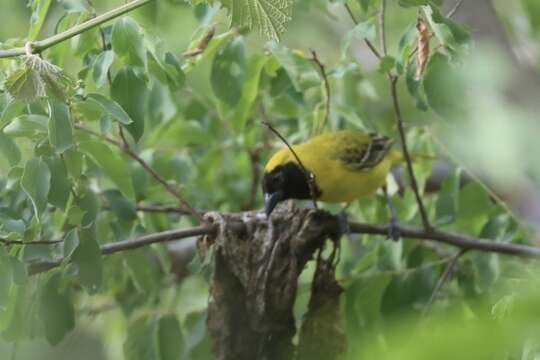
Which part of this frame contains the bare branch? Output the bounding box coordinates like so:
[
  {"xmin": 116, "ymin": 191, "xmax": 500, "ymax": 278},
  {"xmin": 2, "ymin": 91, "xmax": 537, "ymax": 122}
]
[
  {"xmin": 0, "ymin": 0, "xmax": 153, "ymax": 59},
  {"xmin": 309, "ymin": 49, "xmax": 331, "ymax": 134},
  {"xmin": 423, "ymin": 248, "xmax": 467, "ymax": 316},
  {"xmin": 27, "ymin": 208, "xmax": 540, "ymax": 276},
  {"xmin": 0, "ymin": 239, "xmax": 62, "ymax": 246},
  {"xmin": 389, "ymin": 76, "xmax": 432, "ymax": 231},
  {"xmin": 28, "ymin": 225, "xmax": 214, "ymax": 275}
]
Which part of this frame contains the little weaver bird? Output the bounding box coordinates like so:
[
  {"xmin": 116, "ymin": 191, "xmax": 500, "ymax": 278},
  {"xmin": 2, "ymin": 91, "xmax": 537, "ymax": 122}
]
[{"xmin": 262, "ymin": 130, "xmax": 402, "ymax": 216}]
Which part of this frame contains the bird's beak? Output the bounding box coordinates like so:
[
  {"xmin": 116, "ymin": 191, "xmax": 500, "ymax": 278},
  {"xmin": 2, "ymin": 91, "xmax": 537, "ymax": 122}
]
[{"xmin": 264, "ymin": 191, "xmax": 283, "ymax": 217}]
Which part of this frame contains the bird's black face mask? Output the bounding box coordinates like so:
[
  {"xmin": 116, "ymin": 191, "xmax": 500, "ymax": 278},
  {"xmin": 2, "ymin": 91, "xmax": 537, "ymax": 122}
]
[{"xmin": 262, "ymin": 162, "xmax": 315, "ymax": 216}]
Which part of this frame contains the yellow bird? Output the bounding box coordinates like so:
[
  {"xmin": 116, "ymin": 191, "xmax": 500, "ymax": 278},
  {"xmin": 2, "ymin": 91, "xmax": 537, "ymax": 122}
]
[{"xmin": 262, "ymin": 130, "xmax": 402, "ymax": 216}]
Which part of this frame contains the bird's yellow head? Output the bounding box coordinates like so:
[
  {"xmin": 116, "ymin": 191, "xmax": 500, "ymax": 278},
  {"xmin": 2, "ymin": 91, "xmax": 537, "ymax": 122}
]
[{"xmin": 262, "ymin": 148, "xmax": 314, "ymax": 216}]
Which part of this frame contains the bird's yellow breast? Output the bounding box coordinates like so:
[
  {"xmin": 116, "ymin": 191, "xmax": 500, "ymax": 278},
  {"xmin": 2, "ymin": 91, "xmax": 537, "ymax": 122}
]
[{"xmin": 265, "ymin": 131, "xmax": 401, "ymax": 203}]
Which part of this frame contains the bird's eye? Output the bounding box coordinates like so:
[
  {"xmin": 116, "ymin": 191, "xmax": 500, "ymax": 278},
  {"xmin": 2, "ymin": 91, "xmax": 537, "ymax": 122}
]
[{"xmin": 272, "ymin": 172, "xmax": 284, "ymax": 185}]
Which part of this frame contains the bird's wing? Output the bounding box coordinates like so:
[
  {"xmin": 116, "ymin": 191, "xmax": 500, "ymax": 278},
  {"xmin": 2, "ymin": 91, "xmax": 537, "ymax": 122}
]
[{"xmin": 336, "ymin": 133, "xmax": 394, "ymax": 171}]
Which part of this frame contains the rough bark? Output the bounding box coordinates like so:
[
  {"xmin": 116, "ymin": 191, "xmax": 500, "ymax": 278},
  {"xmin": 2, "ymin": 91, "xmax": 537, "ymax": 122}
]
[{"xmin": 202, "ymin": 203, "xmax": 342, "ymax": 360}]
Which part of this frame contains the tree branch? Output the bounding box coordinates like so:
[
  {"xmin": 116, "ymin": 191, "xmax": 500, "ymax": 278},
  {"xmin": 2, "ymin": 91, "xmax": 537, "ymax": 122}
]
[
  {"xmin": 0, "ymin": 0, "xmax": 153, "ymax": 59},
  {"xmin": 0, "ymin": 239, "xmax": 62, "ymax": 246},
  {"xmin": 28, "ymin": 225, "xmax": 214, "ymax": 275},
  {"xmin": 27, "ymin": 209, "xmax": 540, "ymax": 276},
  {"xmin": 379, "ymin": 0, "xmax": 388, "ymax": 56},
  {"xmin": 389, "ymin": 76, "xmax": 432, "ymax": 230},
  {"xmin": 74, "ymin": 123, "xmax": 203, "ymax": 222}
]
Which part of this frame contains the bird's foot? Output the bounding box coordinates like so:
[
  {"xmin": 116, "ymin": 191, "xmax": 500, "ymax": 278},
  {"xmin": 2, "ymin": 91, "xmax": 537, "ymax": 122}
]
[
  {"xmin": 338, "ymin": 210, "xmax": 351, "ymax": 239},
  {"xmin": 387, "ymin": 216, "xmax": 401, "ymax": 242}
]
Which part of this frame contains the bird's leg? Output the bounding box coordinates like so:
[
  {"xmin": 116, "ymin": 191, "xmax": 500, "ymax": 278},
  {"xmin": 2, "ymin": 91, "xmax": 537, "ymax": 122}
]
[
  {"xmin": 338, "ymin": 203, "xmax": 351, "ymax": 239},
  {"xmin": 383, "ymin": 185, "xmax": 401, "ymax": 241}
]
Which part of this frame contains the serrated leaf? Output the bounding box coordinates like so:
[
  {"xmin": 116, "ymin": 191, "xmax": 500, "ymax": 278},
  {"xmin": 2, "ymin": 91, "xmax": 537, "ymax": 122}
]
[
  {"xmin": 93, "ymin": 50, "xmax": 115, "ymax": 88},
  {"xmin": 0, "ymin": 132, "xmax": 21, "ymax": 166},
  {"xmin": 112, "ymin": 17, "xmax": 147, "ymax": 68},
  {"xmin": 223, "ymin": 0, "xmax": 293, "ymax": 41},
  {"xmin": 48, "ymin": 101, "xmax": 73, "ymax": 153},
  {"xmin": 86, "ymin": 93, "xmax": 133, "ymax": 125},
  {"xmin": 21, "ymin": 157, "xmax": 51, "ymax": 220},
  {"xmin": 79, "ymin": 140, "xmax": 134, "ymax": 199},
  {"xmin": 39, "ymin": 272, "xmax": 75, "ymax": 345},
  {"xmin": 111, "ymin": 67, "xmax": 148, "ymax": 141},
  {"xmin": 5, "ymin": 68, "xmax": 45, "ymax": 103}
]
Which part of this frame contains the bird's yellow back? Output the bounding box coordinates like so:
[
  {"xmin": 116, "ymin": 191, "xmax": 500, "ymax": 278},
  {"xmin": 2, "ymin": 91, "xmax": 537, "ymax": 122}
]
[{"xmin": 265, "ymin": 130, "xmax": 401, "ymax": 203}]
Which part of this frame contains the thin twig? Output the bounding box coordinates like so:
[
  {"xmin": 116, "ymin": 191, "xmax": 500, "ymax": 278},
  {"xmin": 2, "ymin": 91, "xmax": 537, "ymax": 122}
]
[
  {"xmin": 423, "ymin": 248, "xmax": 467, "ymax": 316},
  {"xmin": 27, "ymin": 213, "xmax": 540, "ymax": 276},
  {"xmin": 0, "ymin": 0, "xmax": 153, "ymax": 59},
  {"xmin": 389, "ymin": 76, "xmax": 431, "ymax": 231},
  {"xmin": 261, "ymin": 121, "xmax": 319, "ymax": 209},
  {"xmin": 309, "ymin": 49, "xmax": 331, "ymax": 134},
  {"xmin": 74, "ymin": 123, "xmax": 203, "ymax": 222},
  {"xmin": 344, "ymin": 3, "xmax": 382, "ymax": 59},
  {"xmin": 446, "ymin": 0, "xmax": 465, "ymax": 19},
  {"xmin": 28, "ymin": 225, "xmax": 215, "ymax": 275},
  {"xmin": 0, "ymin": 239, "xmax": 63, "ymax": 246},
  {"xmin": 379, "ymin": 0, "xmax": 388, "ymax": 56}
]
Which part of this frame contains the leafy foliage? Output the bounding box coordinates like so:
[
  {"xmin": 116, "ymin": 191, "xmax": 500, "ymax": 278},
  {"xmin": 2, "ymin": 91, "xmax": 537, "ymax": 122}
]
[{"xmin": 0, "ymin": 0, "xmax": 539, "ymax": 359}]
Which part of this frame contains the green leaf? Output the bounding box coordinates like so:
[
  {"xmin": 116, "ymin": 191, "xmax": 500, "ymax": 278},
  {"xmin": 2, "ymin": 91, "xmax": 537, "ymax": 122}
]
[
  {"xmin": 398, "ymin": 0, "xmax": 429, "ymax": 7},
  {"xmin": 523, "ymin": 0, "xmax": 540, "ymax": 34},
  {"xmin": 4, "ymin": 68, "xmax": 45, "ymax": 103},
  {"xmin": 79, "ymin": 140, "xmax": 134, "ymax": 199},
  {"xmin": 158, "ymin": 315, "xmax": 184, "ymax": 360},
  {"xmin": 378, "ymin": 56, "xmax": 396, "ymax": 74},
  {"xmin": 233, "ymin": 53, "xmax": 268, "ymax": 130},
  {"xmin": 103, "ymin": 189, "xmax": 137, "ymax": 221},
  {"xmin": 29, "ymin": 0, "xmax": 53, "ymax": 40},
  {"xmin": 0, "ymin": 99, "xmax": 25, "ymax": 130},
  {"xmin": 39, "ymin": 272, "xmax": 75, "ymax": 345},
  {"xmin": 63, "ymin": 228, "xmax": 79, "ymax": 258},
  {"xmin": 43, "ymin": 155, "xmax": 71, "ymax": 209},
  {"xmin": 210, "ymin": 37, "xmax": 246, "ymax": 106},
  {"xmin": 71, "ymin": 226, "xmax": 102, "ymax": 293},
  {"xmin": 21, "ymin": 157, "xmax": 51, "ymax": 220},
  {"xmin": 0, "ymin": 252, "xmax": 12, "ymax": 309},
  {"xmin": 428, "ymin": 5, "xmax": 470, "ymax": 44},
  {"xmin": 456, "ymin": 183, "xmax": 491, "ymax": 234},
  {"xmin": 423, "ymin": 53, "xmax": 466, "ymax": 119},
  {"xmin": 3, "ymin": 114, "xmax": 48, "ymax": 138},
  {"xmin": 123, "ymin": 250, "xmax": 158, "ymax": 293},
  {"xmin": 341, "ymin": 21, "xmax": 376, "ymax": 59},
  {"xmin": 93, "ymin": 50, "xmax": 115, "ymax": 88},
  {"xmin": 86, "ymin": 93, "xmax": 133, "ymax": 125},
  {"xmin": 112, "ymin": 17, "xmax": 147, "ymax": 68},
  {"xmin": 0, "ymin": 132, "xmax": 21, "ymax": 166},
  {"xmin": 223, "ymin": 0, "xmax": 293, "ymax": 41},
  {"xmin": 48, "ymin": 101, "xmax": 73, "ymax": 154},
  {"xmin": 435, "ymin": 169, "xmax": 460, "ymax": 225},
  {"xmin": 63, "ymin": 148, "xmax": 83, "ymax": 179},
  {"xmin": 111, "ymin": 67, "xmax": 148, "ymax": 141},
  {"xmin": 124, "ymin": 316, "xmax": 160, "ymax": 360}
]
